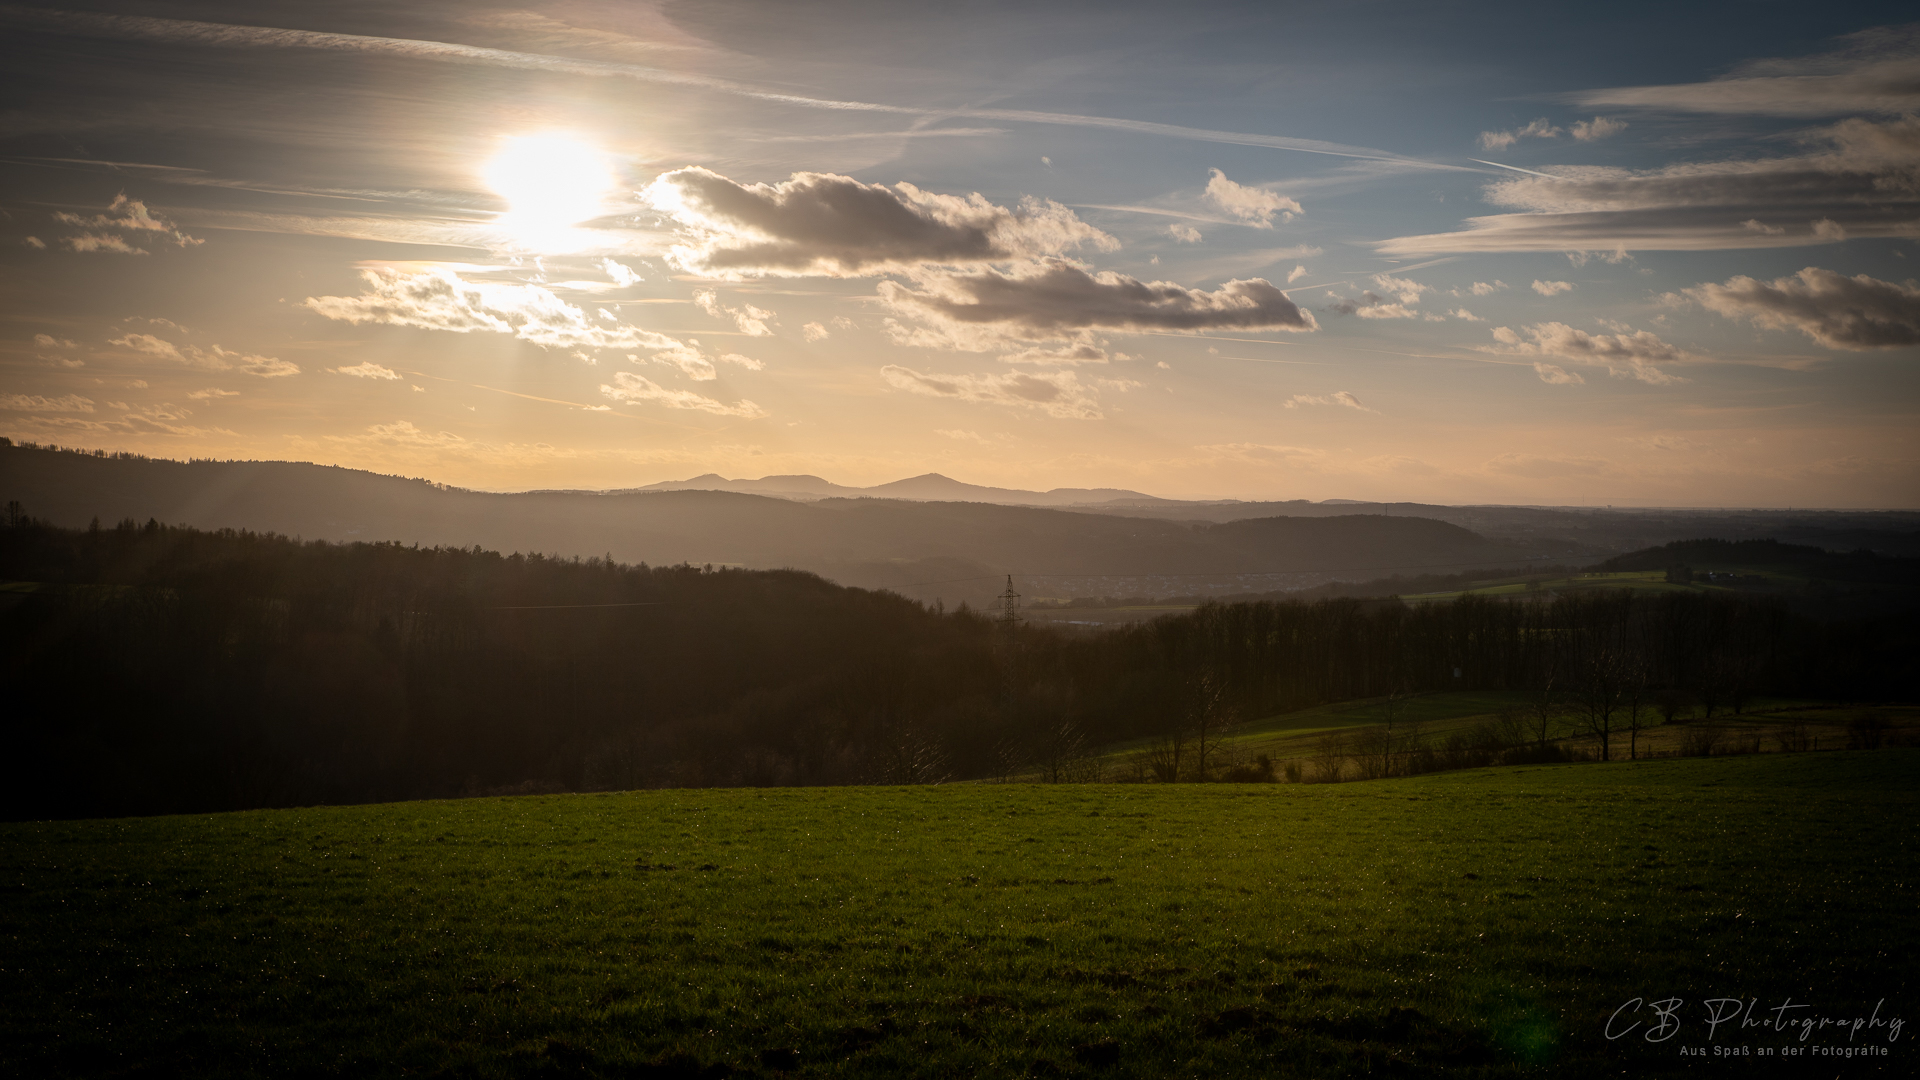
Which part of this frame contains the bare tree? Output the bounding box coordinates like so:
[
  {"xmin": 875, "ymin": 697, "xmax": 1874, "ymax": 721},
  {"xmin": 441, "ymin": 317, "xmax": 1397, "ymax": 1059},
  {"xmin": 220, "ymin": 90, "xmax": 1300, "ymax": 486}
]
[
  {"xmin": 1310, "ymin": 731, "xmax": 1350, "ymax": 783},
  {"xmin": 1144, "ymin": 730, "xmax": 1186, "ymax": 783},
  {"xmin": 1525, "ymin": 668, "xmax": 1565, "ymax": 750},
  {"xmin": 1621, "ymin": 652, "xmax": 1651, "ymax": 760},
  {"xmin": 1029, "ymin": 716, "xmax": 1097, "ymax": 783},
  {"xmin": 1573, "ymin": 642, "xmax": 1626, "ymax": 762},
  {"xmin": 1186, "ymin": 668, "xmax": 1239, "ymax": 782}
]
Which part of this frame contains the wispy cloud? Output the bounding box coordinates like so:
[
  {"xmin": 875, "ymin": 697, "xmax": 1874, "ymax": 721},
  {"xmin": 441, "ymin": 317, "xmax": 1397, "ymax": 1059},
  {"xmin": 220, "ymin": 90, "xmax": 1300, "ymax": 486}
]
[
  {"xmin": 1, "ymin": 392, "xmax": 96, "ymax": 414},
  {"xmin": 693, "ymin": 289, "xmax": 775, "ymax": 336},
  {"xmin": 600, "ymin": 371, "xmax": 766, "ymax": 417},
  {"xmin": 53, "ymin": 195, "xmax": 202, "ymax": 253},
  {"xmin": 1282, "ymin": 391, "xmax": 1375, "ymax": 412},
  {"xmin": 305, "ymin": 268, "xmax": 683, "ymax": 352},
  {"xmin": 880, "ymin": 365, "xmax": 1106, "ymax": 419},
  {"xmin": 1478, "ymin": 118, "xmax": 1561, "ymax": 152},
  {"xmin": 1569, "ymin": 26, "xmax": 1920, "ymax": 116},
  {"xmin": 3, "ymin": 8, "xmax": 1473, "ymax": 169}
]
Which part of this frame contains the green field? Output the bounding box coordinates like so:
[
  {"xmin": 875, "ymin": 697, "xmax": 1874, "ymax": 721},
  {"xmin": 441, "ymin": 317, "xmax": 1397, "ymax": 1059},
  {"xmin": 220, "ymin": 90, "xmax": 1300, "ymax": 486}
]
[
  {"xmin": 1077, "ymin": 690, "xmax": 1917, "ymax": 783},
  {"xmin": 1398, "ymin": 569, "xmax": 1798, "ymax": 603},
  {"xmin": 5, "ymin": 751, "xmax": 1915, "ymax": 1078}
]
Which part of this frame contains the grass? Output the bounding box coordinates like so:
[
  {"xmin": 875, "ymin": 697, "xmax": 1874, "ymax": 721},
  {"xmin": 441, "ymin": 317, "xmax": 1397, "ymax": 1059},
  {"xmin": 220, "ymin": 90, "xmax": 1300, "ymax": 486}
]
[{"xmin": 4, "ymin": 751, "xmax": 1916, "ymax": 1078}]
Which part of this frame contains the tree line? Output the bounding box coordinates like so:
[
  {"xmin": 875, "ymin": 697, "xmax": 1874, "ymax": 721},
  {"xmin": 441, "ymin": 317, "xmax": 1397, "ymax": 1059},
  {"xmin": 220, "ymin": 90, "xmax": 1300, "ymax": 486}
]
[{"xmin": 2, "ymin": 513, "xmax": 1912, "ymax": 818}]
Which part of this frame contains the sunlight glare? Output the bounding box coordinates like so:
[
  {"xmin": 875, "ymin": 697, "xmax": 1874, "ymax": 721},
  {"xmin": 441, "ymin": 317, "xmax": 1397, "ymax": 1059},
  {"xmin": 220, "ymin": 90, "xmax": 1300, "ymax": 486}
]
[{"xmin": 482, "ymin": 134, "xmax": 615, "ymax": 251}]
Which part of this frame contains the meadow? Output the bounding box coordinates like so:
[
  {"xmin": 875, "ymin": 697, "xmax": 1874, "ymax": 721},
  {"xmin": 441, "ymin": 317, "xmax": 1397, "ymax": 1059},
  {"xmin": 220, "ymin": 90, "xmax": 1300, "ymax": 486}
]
[{"xmin": 4, "ymin": 750, "xmax": 1914, "ymax": 1078}]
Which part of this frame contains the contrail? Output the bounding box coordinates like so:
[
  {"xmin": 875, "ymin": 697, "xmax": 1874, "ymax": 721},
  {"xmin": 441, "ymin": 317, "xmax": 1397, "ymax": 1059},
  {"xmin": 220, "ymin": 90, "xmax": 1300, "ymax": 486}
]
[
  {"xmin": 6, "ymin": 6, "xmax": 1471, "ymax": 168},
  {"xmin": 1470, "ymin": 159, "xmax": 1565, "ymax": 180}
]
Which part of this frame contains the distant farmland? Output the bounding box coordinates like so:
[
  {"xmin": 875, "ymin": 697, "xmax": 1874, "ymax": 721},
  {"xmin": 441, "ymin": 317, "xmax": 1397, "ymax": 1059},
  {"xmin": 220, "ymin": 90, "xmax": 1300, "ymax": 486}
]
[{"xmin": 4, "ymin": 750, "xmax": 1913, "ymax": 1078}]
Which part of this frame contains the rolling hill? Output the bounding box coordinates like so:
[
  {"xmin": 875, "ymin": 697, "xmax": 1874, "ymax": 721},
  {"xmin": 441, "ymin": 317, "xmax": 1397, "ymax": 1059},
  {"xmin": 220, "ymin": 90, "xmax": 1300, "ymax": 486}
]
[{"xmin": 1, "ymin": 444, "xmax": 1548, "ymax": 604}]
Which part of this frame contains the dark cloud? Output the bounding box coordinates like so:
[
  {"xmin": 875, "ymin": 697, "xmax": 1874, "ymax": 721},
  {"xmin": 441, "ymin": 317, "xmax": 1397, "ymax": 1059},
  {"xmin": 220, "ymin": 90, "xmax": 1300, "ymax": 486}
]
[
  {"xmin": 1676, "ymin": 266, "xmax": 1920, "ymax": 349},
  {"xmin": 644, "ymin": 167, "xmax": 1114, "ymax": 277},
  {"xmin": 880, "ymin": 259, "xmax": 1316, "ymax": 336}
]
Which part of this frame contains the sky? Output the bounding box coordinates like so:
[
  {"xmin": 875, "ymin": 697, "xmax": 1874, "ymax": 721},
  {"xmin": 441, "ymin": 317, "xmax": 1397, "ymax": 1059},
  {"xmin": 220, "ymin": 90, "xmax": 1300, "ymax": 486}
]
[{"xmin": 1, "ymin": 0, "xmax": 1916, "ymax": 507}]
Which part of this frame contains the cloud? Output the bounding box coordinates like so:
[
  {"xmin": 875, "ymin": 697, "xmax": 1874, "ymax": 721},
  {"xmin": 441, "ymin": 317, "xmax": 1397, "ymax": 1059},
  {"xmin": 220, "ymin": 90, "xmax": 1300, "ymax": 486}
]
[
  {"xmin": 64, "ymin": 233, "xmax": 146, "ymax": 255},
  {"xmin": 1485, "ymin": 322, "xmax": 1688, "ymax": 384},
  {"xmin": 1203, "ymin": 170, "xmax": 1301, "ymax": 228},
  {"xmin": 1287, "ymin": 265, "xmax": 1308, "ymax": 283},
  {"xmin": 305, "ymin": 268, "xmax": 683, "ymax": 352},
  {"xmin": 881, "ymin": 259, "xmax": 1316, "ymax": 345},
  {"xmin": 1327, "ymin": 273, "xmax": 1430, "ymax": 319},
  {"xmin": 33, "ymin": 333, "xmax": 84, "ymax": 367},
  {"xmin": 330, "ymin": 361, "xmax": 402, "ymax": 379},
  {"xmin": 997, "ymin": 343, "xmax": 1115, "ymax": 366},
  {"xmin": 601, "ymin": 258, "xmax": 643, "ymax": 286},
  {"xmin": 1470, "ymin": 280, "xmax": 1508, "ymax": 296},
  {"xmin": 107, "ymin": 333, "xmax": 296, "ymax": 376},
  {"xmin": 1570, "ymin": 116, "xmax": 1628, "ymax": 141},
  {"xmin": 54, "ymin": 195, "xmax": 202, "ymax": 251},
  {"xmin": 186, "ymin": 387, "xmax": 240, "ymax": 400},
  {"xmin": 1478, "ymin": 118, "xmax": 1561, "ymax": 151},
  {"xmin": 1570, "ymin": 26, "xmax": 1920, "ymax": 117},
  {"xmin": 692, "ymin": 289, "xmax": 775, "ymax": 335},
  {"xmin": 1168, "ymin": 223, "xmax": 1203, "ymax": 243},
  {"xmin": 1531, "ymin": 362, "xmax": 1586, "ymax": 385},
  {"xmin": 1381, "ymin": 114, "xmax": 1920, "ymax": 255},
  {"xmin": 1532, "ymin": 279, "xmax": 1575, "ymax": 296},
  {"xmin": 600, "ymin": 371, "xmax": 766, "ymax": 417},
  {"xmin": 9, "ymin": 6, "xmax": 1473, "ymax": 174},
  {"xmin": 7, "ymin": 398, "xmax": 226, "ymax": 438},
  {"xmin": 1672, "ymin": 266, "xmax": 1920, "ymax": 349},
  {"xmin": 107, "ymin": 333, "xmax": 183, "ymax": 359},
  {"xmin": 643, "ymin": 166, "xmax": 1115, "ymax": 277},
  {"xmin": 801, "ymin": 321, "xmax": 830, "ymax": 341},
  {"xmin": 935, "ymin": 429, "xmax": 991, "ymax": 443},
  {"xmin": 23, "ymin": 236, "xmax": 45, "ymax": 249},
  {"xmin": 880, "ymin": 365, "xmax": 1105, "ymax": 419},
  {"xmin": 1282, "ymin": 390, "xmax": 1375, "ymax": 412},
  {"xmin": 228, "ymin": 351, "xmax": 299, "ymax": 378},
  {"xmin": 1, "ymin": 393, "xmax": 96, "ymax": 414},
  {"xmin": 643, "ymin": 346, "xmax": 716, "ymax": 381},
  {"xmin": 1450, "ymin": 308, "xmax": 1483, "ymax": 321}
]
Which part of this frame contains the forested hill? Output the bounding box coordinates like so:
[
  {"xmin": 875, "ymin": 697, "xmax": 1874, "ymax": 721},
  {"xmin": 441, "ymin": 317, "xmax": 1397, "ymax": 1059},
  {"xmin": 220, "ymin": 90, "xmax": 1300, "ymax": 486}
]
[
  {"xmin": 0, "ymin": 444, "xmax": 1536, "ymax": 602},
  {"xmin": 1598, "ymin": 537, "xmax": 1920, "ymax": 584},
  {"xmin": 5, "ymin": 517, "xmax": 1912, "ymax": 820}
]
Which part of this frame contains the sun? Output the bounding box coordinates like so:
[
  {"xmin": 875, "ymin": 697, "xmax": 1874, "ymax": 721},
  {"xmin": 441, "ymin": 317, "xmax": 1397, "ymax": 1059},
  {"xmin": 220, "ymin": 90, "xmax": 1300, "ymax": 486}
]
[{"xmin": 482, "ymin": 134, "xmax": 615, "ymax": 250}]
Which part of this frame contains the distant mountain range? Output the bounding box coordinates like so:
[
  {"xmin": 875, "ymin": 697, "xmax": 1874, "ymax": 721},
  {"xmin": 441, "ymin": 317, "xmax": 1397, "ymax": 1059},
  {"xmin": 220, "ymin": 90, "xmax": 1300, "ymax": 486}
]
[
  {"xmin": 4, "ymin": 444, "xmax": 1914, "ymax": 605},
  {"xmin": 620, "ymin": 471, "xmax": 1181, "ymax": 507}
]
